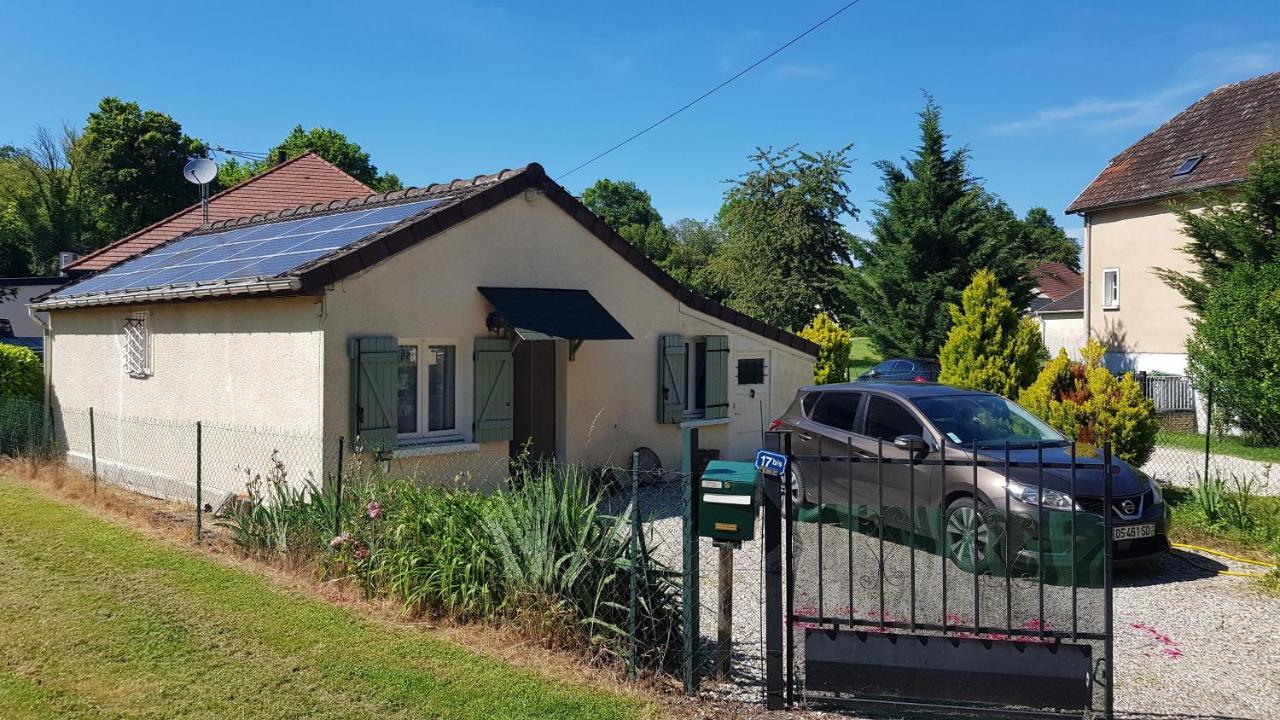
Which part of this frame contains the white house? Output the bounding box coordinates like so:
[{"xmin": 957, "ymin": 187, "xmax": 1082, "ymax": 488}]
[{"xmin": 32, "ymin": 163, "xmax": 816, "ymax": 499}]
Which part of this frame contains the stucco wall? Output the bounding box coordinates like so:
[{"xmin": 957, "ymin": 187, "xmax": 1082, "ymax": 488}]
[
  {"xmin": 1085, "ymin": 201, "xmax": 1197, "ymax": 359},
  {"xmin": 1036, "ymin": 312, "xmax": 1085, "ymax": 361},
  {"xmin": 1, "ymin": 281, "xmax": 60, "ymax": 337},
  {"xmin": 319, "ymin": 188, "xmax": 815, "ymax": 477},
  {"xmin": 46, "ymin": 296, "xmax": 326, "ymax": 501}
]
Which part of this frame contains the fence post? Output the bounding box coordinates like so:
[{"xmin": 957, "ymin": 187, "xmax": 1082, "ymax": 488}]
[
  {"xmin": 335, "ymin": 436, "xmax": 345, "ymax": 539},
  {"xmin": 681, "ymin": 425, "xmax": 700, "ymax": 695},
  {"xmin": 195, "ymin": 421, "xmax": 203, "ymax": 542},
  {"xmin": 628, "ymin": 450, "xmax": 640, "ymax": 681},
  {"xmin": 1103, "ymin": 441, "xmax": 1115, "ymax": 719},
  {"xmin": 89, "ymin": 406, "xmax": 98, "ymax": 492},
  {"xmin": 1203, "ymin": 383, "xmax": 1213, "ymax": 482}
]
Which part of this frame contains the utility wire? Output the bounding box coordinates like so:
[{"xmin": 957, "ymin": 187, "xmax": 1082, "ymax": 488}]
[{"xmin": 556, "ymin": 0, "xmax": 864, "ymax": 181}]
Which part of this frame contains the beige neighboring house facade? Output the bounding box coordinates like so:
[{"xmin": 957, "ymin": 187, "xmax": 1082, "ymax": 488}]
[
  {"xmin": 1066, "ymin": 70, "xmax": 1280, "ymax": 374},
  {"xmin": 32, "ymin": 163, "xmax": 816, "ymax": 501},
  {"xmin": 1027, "ymin": 262, "xmax": 1084, "ymax": 360}
]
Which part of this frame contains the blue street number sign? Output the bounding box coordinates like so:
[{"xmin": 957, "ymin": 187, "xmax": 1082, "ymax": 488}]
[{"xmin": 755, "ymin": 449, "xmax": 788, "ymax": 476}]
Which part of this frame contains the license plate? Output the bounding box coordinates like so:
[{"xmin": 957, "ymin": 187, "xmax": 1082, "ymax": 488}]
[{"xmin": 1113, "ymin": 524, "xmax": 1155, "ymax": 541}]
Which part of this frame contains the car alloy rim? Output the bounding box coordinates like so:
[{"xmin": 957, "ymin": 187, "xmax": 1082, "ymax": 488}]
[{"xmin": 947, "ymin": 506, "xmax": 988, "ymax": 565}]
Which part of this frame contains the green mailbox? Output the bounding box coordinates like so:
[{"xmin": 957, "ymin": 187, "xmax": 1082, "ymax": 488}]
[{"xmin": 697, "ymin": 460, "xmax": 759, "ymax": 543}]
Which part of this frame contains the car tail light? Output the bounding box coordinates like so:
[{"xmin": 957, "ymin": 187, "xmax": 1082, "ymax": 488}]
[
  {"xmin": 767, "ymin": 418, "xmax": 784, "ymax": 431},
  {"xmin": 914, "ymin": 375, "xmax": 927, "ymax": 382}
]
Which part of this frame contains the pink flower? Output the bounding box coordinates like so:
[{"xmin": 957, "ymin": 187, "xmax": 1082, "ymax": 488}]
[
  {"xmin": 367, "ymin": 501, "xmax": 382, "ymax": 519},
  {"xmin": 353, "ymin": 544, "xmax": 370, "ymax": 561},
  {"xmin": 329, "ymin": 532, "xmax": 350, "ymax": 550}
]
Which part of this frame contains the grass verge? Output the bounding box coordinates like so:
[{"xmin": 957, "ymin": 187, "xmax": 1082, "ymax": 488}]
[
  {"xmin": 0, "ymin": 475, "xmax": 652, "ymax": 720},
  {"xmin": 848, "ymin": 336, "xmax": 881, "ymax": 378},
  {"xmin": 1163, "ymin": 484, "xmax": 1280, "ymax": 591},
  {"xmin": 1155, "ymin": 430, "xmax": 1280, "ymax": 464}
]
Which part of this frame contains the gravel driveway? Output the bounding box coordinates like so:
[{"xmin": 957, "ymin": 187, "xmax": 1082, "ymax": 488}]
[
  {"xmin": 1144, "ymin": 445, "xmax": 1278, "ymax": 496},
  {"xmin": 632, "ymin": 481, "xmax": 1279, "ymax": 719}
]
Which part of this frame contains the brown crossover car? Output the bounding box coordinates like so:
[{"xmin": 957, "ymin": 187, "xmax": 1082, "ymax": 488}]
[{"xmin": 774, "ymin": 381, "xmax": 1170, "ymax": 569}]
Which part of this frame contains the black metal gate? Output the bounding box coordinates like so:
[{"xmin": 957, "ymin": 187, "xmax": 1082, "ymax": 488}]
[{"xmin": 762, "ymin": 431, "xmax": 1116, "ymax": 718}]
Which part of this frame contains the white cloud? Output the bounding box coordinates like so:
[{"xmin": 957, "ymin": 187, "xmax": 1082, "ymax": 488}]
[{"xmin": 989, "ymin": 43, "xmax": 1280, "ymax": 136}]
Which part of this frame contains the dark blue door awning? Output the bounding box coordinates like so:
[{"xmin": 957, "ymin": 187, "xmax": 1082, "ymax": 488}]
[{"xmin": 478, "ymin": 287, "xmax": 632, "ymax": 341}]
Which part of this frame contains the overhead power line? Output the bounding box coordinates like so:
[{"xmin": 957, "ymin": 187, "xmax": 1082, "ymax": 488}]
[{"xmin": 556, "ymin": 0, "xmax": 865, "ymax": 181}]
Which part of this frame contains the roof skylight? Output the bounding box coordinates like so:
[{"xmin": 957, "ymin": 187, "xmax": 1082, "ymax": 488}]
[{"xmin": 1172, "ymin": 155, "xmax": 1204, "ymax": 177}]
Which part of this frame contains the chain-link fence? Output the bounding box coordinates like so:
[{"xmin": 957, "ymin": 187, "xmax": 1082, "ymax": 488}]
[
  {"xmin": 0, "ymin": 400, "xmax": 774, "ymax": 703},
  {"xmin": 1139, "ymin": 381, "xmax": 1279, "ymax": 497}
]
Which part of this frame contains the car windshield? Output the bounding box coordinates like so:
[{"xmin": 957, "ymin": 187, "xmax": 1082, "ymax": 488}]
[{"xmin": 911, "ymin": 394, "xmax": 1065, "ymax": 447}]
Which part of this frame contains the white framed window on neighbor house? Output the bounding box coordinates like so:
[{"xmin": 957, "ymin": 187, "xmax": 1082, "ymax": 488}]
[
  {"xmin": 397, "ymin": 340, "xmax": 459, "ymax": 441},
  {"xmin": 1102, "ymin": 268, "xmax": 1120, "ymax": 310},
  {"xmin": 122, "ymin": 311, "xmax": 151, "ymax": 378}
]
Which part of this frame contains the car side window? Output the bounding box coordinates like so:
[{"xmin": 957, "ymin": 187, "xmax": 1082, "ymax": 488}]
[
  {"xmin": 871, "ymin": 360, "xmax": 895, "ymax": 374},
  {"xmin": 811, "ymin": 392, "xmax": 862, "ymax": 432},
  {"xmin": 801, "ymin": 392, "xmax": 822, "ymax": 417},
  {"xmin": 864, "ymin": 395, "xmax": 924, "ymax": 442}
]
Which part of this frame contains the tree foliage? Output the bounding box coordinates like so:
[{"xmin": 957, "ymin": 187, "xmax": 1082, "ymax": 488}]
[
  {"xmin": 0, "ymin": 126, "xmax": 90, "ymax": 275},
  {"xmin": 661, "ymin": 218, "xmax": 725, "ymax": 300},
  {"xmin": 1158, "ymin": 133, "xmax": 1280, "ymax": 315},
  {"xmin": 1019, "ymin": 340, "xmax": 1158, "ymax": 466},
  {"xmin": 218, "ymin": 125, "xmax": 403, "ymax": 193},
  {"xmin": 798, "ymin": 312, "xmax": 853, "ymax": 384},
  {"xmin": 937, "ymin": 269, "xmax": 1045, "ymax": 397},
  {"xmin": 847, "ymin": 99, "xmax": 1051, "ymax": 358},
  {"xmin": 1185, "ymin": 261, "xmax": 1280, "ymax": 439},
  {"xmin": 581, "ymin": 178, "xmax": 671, "ymax": 261},
  {"xmin": 1018, "ymin": 206, "xmax": 1081, "ymax": 272},
  {"xmin": 0, "ymin": 344, "xmax": 43, "ymax": 402},
  {"xmin": 712, "ymin": 145, "xmax": 857, "ymax": 330},
  {"xmin": 79, "ymin": 98, "xmax": 207, "ymax": 248}
]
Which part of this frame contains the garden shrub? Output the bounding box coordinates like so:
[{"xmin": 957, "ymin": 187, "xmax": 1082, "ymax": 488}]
[
  {"xmin": 1185, "ymin": 261, "xmax": 1280, "ymax": 440},
  {"xmin": 799, "ymin": 311, "xmax": 852, "ymax": 384},
  {"xmin": 1019, "ymin": 340, "xmax": 1159, "ymax": 466},
  {"xmin": 938, "ymin": 268, "xmax": 1045, "ymax": 397},
  {"xmin": 0, "ymin": 344, "xmax": 42, "ymax": 403}
]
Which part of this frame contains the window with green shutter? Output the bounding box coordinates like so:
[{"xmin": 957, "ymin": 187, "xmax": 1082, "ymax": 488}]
[
  {"xmin": 348, "ymin": 336, "xmax": 399, "ymax": 452},
  {"xmin": 704, "ymin": 335, "xmax": 730, "ymax": 419},
  {"xmin": 657, "ymin": 335, "xmax": 685, "ymax": 423},
  {"xmin": 473, "ymin": 337, "xmax": 514, "ymax": 442}
]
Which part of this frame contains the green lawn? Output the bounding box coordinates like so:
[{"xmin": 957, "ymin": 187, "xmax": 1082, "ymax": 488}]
[
  {"xmin": 1156, "ymin": 430, "xmax": 1280, "ymax": 464},
  {"xmin": 0, "ymin": 478, "xmax": 651, "ymax": 720},
  {"xmin": 848, "ymin": 336, "xmax": 882, "ymax": 378}
]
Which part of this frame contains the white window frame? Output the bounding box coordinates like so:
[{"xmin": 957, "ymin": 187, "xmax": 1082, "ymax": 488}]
[
  {"xmin": 396, "ymin": 338, "xmax": 462, "ymax": 443},
  {"xmin": 1101, "ymin": 268, "xmax": 1120, "ymax": 310},
  {"xmin": 122, "ymin": 311, "xmax": 151, "ymax": 378}
]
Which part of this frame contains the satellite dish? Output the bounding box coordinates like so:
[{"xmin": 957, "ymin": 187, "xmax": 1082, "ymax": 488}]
[{"xmin": 183, "ymin": 157, "xmax": 218, "ymax": 185}]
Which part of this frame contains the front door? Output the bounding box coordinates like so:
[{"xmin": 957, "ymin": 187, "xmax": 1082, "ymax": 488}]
[{"xmin": 512, "ymin": 340, "xmax": 557, "ymax": 461}]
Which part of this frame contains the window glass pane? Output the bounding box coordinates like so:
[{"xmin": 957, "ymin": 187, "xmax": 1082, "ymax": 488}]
[
  {"xmin": 427, "ymin": 345, "xmax": 456, "ymax": 432},
  {"xmin": 811, "ymin": 392, "xmax": 861, "ymax": 432},
  {"xmin": 687, "ymin": 341, "xmax": 708, "ymax": 412},
  {"xmin": 864, "ymin": 395, "xmax": 923, "ymax": 441},
  {"xmin": 398, "ymin": 346, "xmax": 418, "ymax": 434},
  {"xmin": 738, "ymin": 358, "xmax": 765, "ymax": 385}
]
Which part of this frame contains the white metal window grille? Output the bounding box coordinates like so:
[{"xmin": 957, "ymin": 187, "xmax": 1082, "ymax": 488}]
[{"xmin": 123, "ymin": 312, "xmax": 150, "ymax": 378}]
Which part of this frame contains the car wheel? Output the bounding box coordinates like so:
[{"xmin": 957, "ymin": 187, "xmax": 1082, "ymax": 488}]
[
  {"xmin": 945, "ymin": 497, "xmax": 993, "ymax": 574},
  {"xmin": 788, "ymin": 465, "xmax": 813, "ymax": 509}
]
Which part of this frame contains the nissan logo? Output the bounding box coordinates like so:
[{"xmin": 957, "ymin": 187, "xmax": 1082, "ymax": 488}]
[{"xmin": 1121, "ymin": 500, "xmax": 1136, "ymax": 515}]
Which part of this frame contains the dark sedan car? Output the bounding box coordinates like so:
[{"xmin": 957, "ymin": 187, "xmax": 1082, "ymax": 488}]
[
  {"xmin": 774, "ymin": 381, "xmax": 1169, "ymax": 569},
  {"xmin": 857, "ymin": 358, "xmax": 941, "ymax": 382}
]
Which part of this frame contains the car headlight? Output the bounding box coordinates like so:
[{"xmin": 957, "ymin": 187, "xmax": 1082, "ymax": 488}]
[
  {"xmin": 1006, "ymin": 481, "xmax": 1076, "ymax": 510},
  {"xmin": 1137, "ymin": 471, "xmax": 1163, "ymax": 504}
]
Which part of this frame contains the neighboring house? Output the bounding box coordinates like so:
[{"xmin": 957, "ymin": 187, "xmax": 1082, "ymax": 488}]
[
  {"xmin": 1066, "ymin": 70, "xmax": 1280, "ymax": 374},
  {"xmin": 0, "ymin": 275, "xmax": 67, "ymax": 356},
  {"xmin": 31, "ymin": 163, "xmax": 816, "ymax": 498},
  {"xmin": 64, "ymin": 151, "xmax": 372, "ymax": 275},
  {"xmin": 1027, "ymin": 261, "xmax": 1084, "ymax": 359}
]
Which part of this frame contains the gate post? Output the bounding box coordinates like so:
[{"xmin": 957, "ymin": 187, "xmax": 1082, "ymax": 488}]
[
  {"xmin": 763, "ymin": 430, "xmax": 785, "ymax": 710},
  {"xmin": 681, "ymin": 425, "xmax": 700, "ymax": 695},
  {"xmin": 1103, "ymin": 442, "xmax": 1115, "ymax": 719}
]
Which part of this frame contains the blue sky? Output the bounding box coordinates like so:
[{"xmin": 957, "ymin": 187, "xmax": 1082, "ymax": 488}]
[{"xmin": 3, "ymin": 1, "xmax": 1278, "ymax": 242}]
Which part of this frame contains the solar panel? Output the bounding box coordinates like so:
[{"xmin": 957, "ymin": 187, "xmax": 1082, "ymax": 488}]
[{"xmin": 53, "ymin": 198, "xmax": 443, "ymax": 299}]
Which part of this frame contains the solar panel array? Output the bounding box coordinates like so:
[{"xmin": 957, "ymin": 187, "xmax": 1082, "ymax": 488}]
[{"xmin": 54, "ymin": 199, "xmax": 444, "ymax": 299}]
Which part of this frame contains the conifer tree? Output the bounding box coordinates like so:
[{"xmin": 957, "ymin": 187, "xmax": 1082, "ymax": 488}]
[{"xmin": 937, "ymin": 269, "xmax": 1045, "ymax": 397}]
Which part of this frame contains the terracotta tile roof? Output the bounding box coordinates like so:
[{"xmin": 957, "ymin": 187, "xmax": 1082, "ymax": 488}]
[
  {"xmin": 1028, "ymin": 261, "xmax": 1082, "ymax": 301},
  {"xmin": 45, "ymin": 163, "xmax": 819, "ymax": 357},
  {"xmin": 66, "ymin": 152, "xmax": 373, "ymax": 272},
  {"xmin": 1036, "ymin": 287, "xmax": 1083, "ymax": 314},
  {"xmin": 1066, "ymin": 70, "xmax": 1280, "ymax": 214}
]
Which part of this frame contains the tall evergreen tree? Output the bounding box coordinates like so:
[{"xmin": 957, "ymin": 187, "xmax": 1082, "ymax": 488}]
[
  {"xmin": 937, "ymin": 269, "xmax": 1045, "ymax": 397},
  {"xmin": 1157, "ymin": 133, "xmax": 1280, "ymax": 315},
  {"xmin": 712, "ymin": 145, "xmax": 857, "ymax": 330},
  {"xmin": 847, "ymin": 99, "xmax": 1035, "ymax": 358}
]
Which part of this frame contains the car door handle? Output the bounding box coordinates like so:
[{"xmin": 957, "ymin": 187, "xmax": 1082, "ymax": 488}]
[{"xmin": 797, "ymin": 432, "xmax": 814, "ymax": 442}]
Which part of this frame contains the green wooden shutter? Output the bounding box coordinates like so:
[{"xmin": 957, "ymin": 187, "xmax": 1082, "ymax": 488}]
[
  {"xmin": 348, "ymin": 336, "xmax": 398, "ymax": 452},
  {"xmin": 473, "ymin": 337, "xmax": 514, "ymax": 443},
  {"xmin": 657, "ymin": 335, "xmax": 686, "ymax": 424},
  {"xmin": 705, "ymin": 335, "xmax": 730, "ymax": 420}
]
